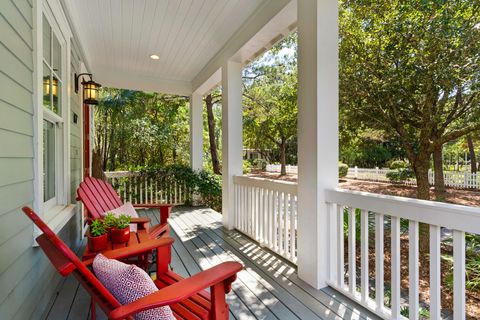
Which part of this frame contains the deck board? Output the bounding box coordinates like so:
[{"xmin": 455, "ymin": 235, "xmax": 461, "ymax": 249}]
[{"xmin": 42, "ymin": 207, "xmax": 380, "ymax": 320}]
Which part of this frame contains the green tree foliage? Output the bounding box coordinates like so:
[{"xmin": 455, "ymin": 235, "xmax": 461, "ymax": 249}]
[
  {"xmin": 94, "ymin": 89, "xmax": 190, "ymax": 170},
  {"xmin": 243, "ymin": 33, "xmax": 298, "ymax": 175},
  {"xmin": 340, "ymin": 0, "xmax": 480, "ymax": 200}
]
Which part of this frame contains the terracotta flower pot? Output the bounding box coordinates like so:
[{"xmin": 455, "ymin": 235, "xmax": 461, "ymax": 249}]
[
  {"xmin": 88, "ymin": 233, "xmax": 108, "ymax": 252},
  {"xmin": 111, "ymin": 227, "xmax": 130, "ymax": 243}
]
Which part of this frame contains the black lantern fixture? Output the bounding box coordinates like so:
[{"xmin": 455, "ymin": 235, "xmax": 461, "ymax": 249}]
[{"xmin": 74, "ymin": 73, "xmax": 101, "ymax": 105}]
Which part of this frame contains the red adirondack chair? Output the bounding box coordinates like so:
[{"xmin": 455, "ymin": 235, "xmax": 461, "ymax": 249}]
[
  {"xmin": 22, "ymin": 206, "xmax": 242, "ymax": 320},
  {"xmin": 77, "ymin": 176, "xmax": 171, "ymax": 239}
]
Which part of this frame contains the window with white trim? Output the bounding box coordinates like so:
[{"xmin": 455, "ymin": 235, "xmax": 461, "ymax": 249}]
[{"xmin": 41, "ymin": 12, "xmax": 66, "ymax": 213}]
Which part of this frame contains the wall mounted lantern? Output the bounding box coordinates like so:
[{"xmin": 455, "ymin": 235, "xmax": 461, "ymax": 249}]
[
  {"xmin": 43, "ymin": 76, "xmax": 58, "ymax": 97},
  {"xmin": 74, "ymin": 73, "xmax": 101, "ymax": 105}
]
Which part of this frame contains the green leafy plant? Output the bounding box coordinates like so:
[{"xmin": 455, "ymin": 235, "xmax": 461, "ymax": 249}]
[
  {"xmin": 386, "ymin": 167, "xmax": 415, "ymax": 183},
  {"xmin": 388, "ymin": 160, "xmax": 407, "ymax": 170},
  {"xmin": 400, "ymin": 306, "xmax": 430, "ymax": 319},
  {"xmin": 103, "ymin": 212, "xmax": 117, "ymax": 229},
  {"xmin": 89, "ymin": 219, "xmax": 107, "ymax": 237},
  {"xmin": 115, "ymin": 214, "xmax": 131, "ymax": 230},
  {"xmin": 253, "ymin": 158, "xmax": 267, "ymax": 171},
  {"xmin": 339, "ymin": 162, "xmax": 349, "ymax": 178}
]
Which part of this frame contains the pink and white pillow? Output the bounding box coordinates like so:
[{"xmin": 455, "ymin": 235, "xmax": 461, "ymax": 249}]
[
  {"xmin": 93, "ymin": 254, "xmax": 175, "ymax": 320},
  {"xmin": 101, "ymin": 202, "xmax": 139, "ymax": 232}
]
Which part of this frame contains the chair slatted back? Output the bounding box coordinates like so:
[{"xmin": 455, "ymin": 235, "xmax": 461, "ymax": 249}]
[
  {"xmin": 77, "ymin": 177, "xmax": 124, "ymax": 218},
  {"xmin": 22, "ymin": 207, "xmax": 122, "ymax": 316}
]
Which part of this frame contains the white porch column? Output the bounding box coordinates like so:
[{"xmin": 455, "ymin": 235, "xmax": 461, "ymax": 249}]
[
  {"xmin": 297, "ymin": 0, "xmax": 339, "ymax": 289},
  {"xmin": 190, "ymin": 93, "xmax": 203, "ymax": 171},
  {"xmin": 221, "ymin": 61, "xmax": 243, "ymax": 229}
]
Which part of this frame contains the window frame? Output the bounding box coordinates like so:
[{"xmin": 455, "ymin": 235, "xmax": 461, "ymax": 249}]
[{"xmin": 33, "ymin": 0, "xmax": 74, "ymax": 232}]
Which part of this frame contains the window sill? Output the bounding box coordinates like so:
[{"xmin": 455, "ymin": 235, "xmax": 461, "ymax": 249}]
[{"xmin": 33, "ymin": 204, "xmax": 77, "ymax": 245}]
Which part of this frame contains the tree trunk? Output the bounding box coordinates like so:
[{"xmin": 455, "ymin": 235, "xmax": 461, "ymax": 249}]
[
  {"xmin": 92, "ymin": 149, "xmax": 107, "ymax": 181},
  {"xmin": 279, "ymin": 138, "xmax": 287, "ymax": 176},
  {"xmin": 433, "ymin": 145, "xmax": 446, "ymax": 201},
  {"xmin": 206, "ymin": 94, "xmax": 221, "ymax": 174},
  {"xmin": 412, "ymin": 159, "xmax": 430, "ymax": 200},
  {"xmin": 467, "ymin": 135, "xmax": 477, "ymax": 173}
]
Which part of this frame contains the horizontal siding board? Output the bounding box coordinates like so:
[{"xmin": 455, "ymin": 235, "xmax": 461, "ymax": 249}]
[
  {"xmin": 0, "ymin": 0, "xmax": 32, "ymax": 48},
  {"xmin": 0, "ymin": 234, "xmax": 42, "ymax": 303},
  {"xmin": 0, "ymin": 158, "xmax": 33, "ymax": 188},
  {"xmin": 0, "ymin": 225, "xmax": 34, "ymax": 276},
  {"xmin": 0, "ymin": 42, "xmax": 33, "ymax": 89},
  {"xmin": 0, "ymin": 15, "xmax": 32, "ymax": 70},
  {"xmin": 0, "ymin": 207, "xmax": 31, "ymax": 246},
  {"xmin": 0, "ymin": 129, "xmax": 33, "ymax": 158},
  {"xmin": 1, "ymin": 248, "xmax": 56, "ymax": 319},
  {"xmin": 0, "ymin": 181, "xmax": 33, "ymax": 216},
  {"xmin": 0, "ymin": 101, "xmax": 33, "ymax": 135},
  {"xmin": 0, "ymin": 215, "xmax": 80, "ymax": 317},
  {"xmin": 0, "ymin": 72, "xmax": 32, "ymax": 114},
  {"xmin": 11, "ymin": 0, "xmax": 33, "ymax": 28}
]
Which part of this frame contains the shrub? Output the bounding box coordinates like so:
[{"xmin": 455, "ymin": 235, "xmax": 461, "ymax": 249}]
[
  {"xmin": 136, "ymin": 165, "xmax": 223, "ymax": 212},
  {"xmin": 386, "ymin": 167, "xmax": 415, "ymax": 182},
  {"xmin": 388, "ymin": 159, "xmax": 407, "ymax": 170},
  {"xmin": 339, "ymin": 162, "xmax": 349, "ymax": 178},
  {"xmin": 243, "ymin": 160, "xmax": 253, "ymax": 174},
  {"xmin": 253, "ymin": 158, "xmax": 267, "ymax": 171}
]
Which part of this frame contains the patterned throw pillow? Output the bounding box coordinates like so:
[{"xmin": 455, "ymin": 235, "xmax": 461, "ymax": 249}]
[
  {"xmin": 93, "ymin": 254, "xmax": 175, "ymax": 320},
  {"xmin": 101, "ymin": 202, "xmax": 139, "ymax": 232}
]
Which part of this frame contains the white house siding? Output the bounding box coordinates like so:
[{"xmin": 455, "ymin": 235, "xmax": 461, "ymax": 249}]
[{"xmin": 0, "ymin": 1, "xmax": 81, "ymax": 319}]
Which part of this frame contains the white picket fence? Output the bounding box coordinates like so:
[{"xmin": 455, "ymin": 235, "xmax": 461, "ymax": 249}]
[
  {"xmin": 347, "ymin": 166, "xmax": 480, "ymax": 189},
  {"xmin": 265, "ymin": 164, "xmax": 298, "ymax": 174},
  {"xmin": 325, "ymin": 188, "xmax": 480, "ymax": 320},
  {"xmin": 233, "ymin": 175, "xmax": 298, "ymax": 263},
  {"xmin": 104, "ymin": 171, "xmax": 188, "ymax": 205}
]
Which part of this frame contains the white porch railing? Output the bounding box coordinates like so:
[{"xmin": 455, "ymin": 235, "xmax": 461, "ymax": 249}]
[
  {"xmin": 104, "ymin": 171, "xmax": 187, "ymax": 205},
  {"xmin": 325, "ymin": 188, "xmax": 480, "ymax": 320},
  {"xmin": 233, "ymin": 175, "xmax": 298, "ymax": 263}
]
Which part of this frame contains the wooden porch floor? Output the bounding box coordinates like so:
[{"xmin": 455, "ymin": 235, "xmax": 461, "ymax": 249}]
[{"xmin": 42, "ymin": 207, "xmax": 380, "ymax": 320}]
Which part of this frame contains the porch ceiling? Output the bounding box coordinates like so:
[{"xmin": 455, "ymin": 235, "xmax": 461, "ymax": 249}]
[{"xmin": 62, "ymin": 0, "xmax": 296, "ymax": 95}]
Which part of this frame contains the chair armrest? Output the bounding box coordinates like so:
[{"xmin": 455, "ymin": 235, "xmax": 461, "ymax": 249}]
[
  {"xmin": 82, "ymin": 237, "xmax": 174, "ymax": 266},
  {"xmin": 130, "ymin": 217, "xmax": 151, "ymax": 224},
  {"xmin": 132, "ymin": 204, "xmax": 173, "ymax": 208},
  {"xmin": 109, "ymin": 261, "xmax": 242, "ymax": 320},
  {"xmin": 133, "ymin": 204, "xmax": 172, "ymax": 225}
]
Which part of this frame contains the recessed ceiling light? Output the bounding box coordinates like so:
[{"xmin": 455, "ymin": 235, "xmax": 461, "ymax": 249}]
[{"xmin": 150, "ymin": 54, "xmax": 160, "ymax": 60}]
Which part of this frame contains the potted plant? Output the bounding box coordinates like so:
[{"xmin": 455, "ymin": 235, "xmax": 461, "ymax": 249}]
[
  {"xmin": 111, "ymin": 214, "xmax": 132, "ymax": 243},
  {"xmin": 87, "ymin": 219, "xmax": 108, "ymax": 252},
  {"xmin": 103, "ymin": 212, "xmax": 117, "ymax": 239}
]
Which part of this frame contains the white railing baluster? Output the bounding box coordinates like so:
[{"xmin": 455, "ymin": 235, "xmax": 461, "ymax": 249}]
[
  {"xmin": 278, "ymin": 191, "xmax": 283, "ymax": 254},
  {"xmin": 360, "ymin": 209, "xmax": 369, "ymax": 303},
  {"xmin": 348, "ymin": 207, "xmax": 356, "ymax": 294},
  {"xmin": 263, "ymin": 189, "xmax": 268, "ymax": 246},
  {"xmin": 284, "ymin": 193, "xmax": 289, "ymax": 258},
  {"xmin": 129, "ymin": 176, "xmax": 132, "ymax": 203},
  {"xmin": 144, "ymin": 176, "xmax": 147, "ymax": 203},
  {"xmin": 408, "ymin": 220, "xmax": 419, "ymax": 320},
  {"xmin": 453, "ymin": 230, "xmax": 466, "ymax": 320},
  {"xmin": 391, "ymin": 216, "xmax": 401, "ymax": 318},
  {"xmin": 375, "ymin": 212, "xmax": 384, "ymax": 311},
  {"xmin": 290, "ymin": 194, "xmax": 295, "ymax": 261},
  {"xmin": 430, "ymin": 225, "xmax": 441, "ymax": 320},
  {"xmin": 273, "ymin": 190, "xmax": 278, "ymax": 252},
  {"xmin": 337, "ymin": 205, "xmax": 344, "ymax": 288}
]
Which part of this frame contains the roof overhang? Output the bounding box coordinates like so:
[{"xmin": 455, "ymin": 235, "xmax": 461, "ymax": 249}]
[{"xmin": 62, "ymin": 0, "xmax": 297, "ymax": 95}]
